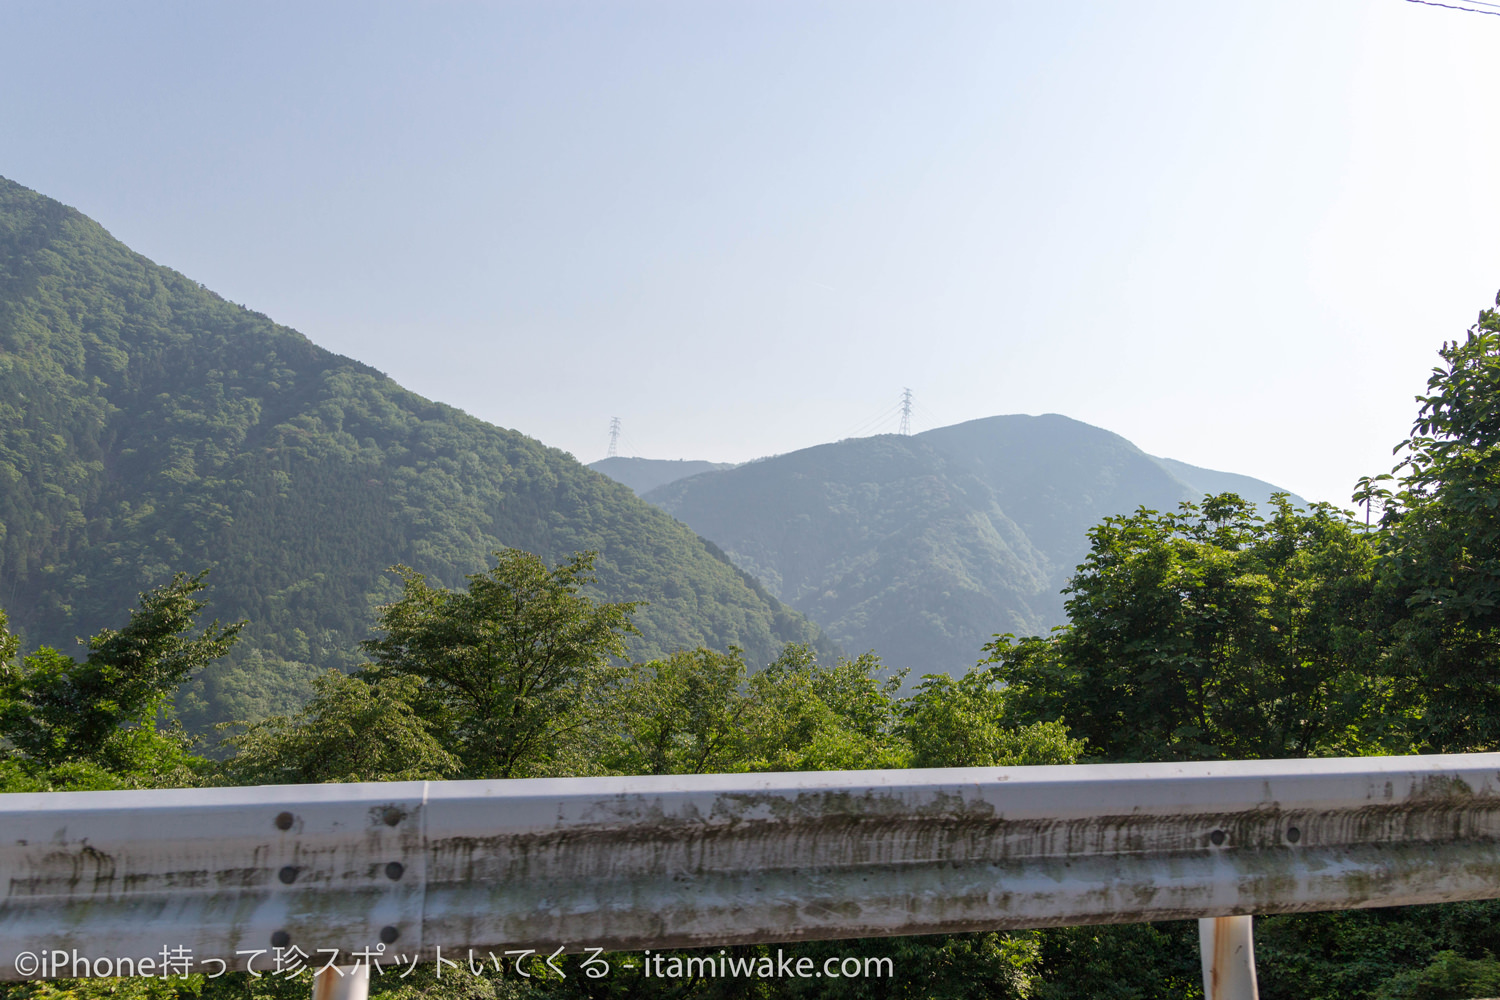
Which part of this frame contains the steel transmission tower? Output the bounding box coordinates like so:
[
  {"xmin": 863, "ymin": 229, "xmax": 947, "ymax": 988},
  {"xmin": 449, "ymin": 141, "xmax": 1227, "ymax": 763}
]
[
  {"xmin": 607, "ymin": 417, "xmax": 621, "ymax": 458},
  {"xmin": 898, "ymin": 388, "xmax": 913, "ymax": 436}
]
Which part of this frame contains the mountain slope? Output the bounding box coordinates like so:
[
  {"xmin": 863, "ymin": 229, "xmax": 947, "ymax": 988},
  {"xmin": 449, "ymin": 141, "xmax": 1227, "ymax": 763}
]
[
  {"xmin": 645, "ymin": 414, "xmax": 1303, "ymax": 678},
  {"xmin": 1151, "ymin": 456, "xmax": 1304, "ymax": 511},
  {"xmin": 589, "ymin": 457, "xmax": 734, "ymax": 496},
  {"xmin": 0, "ymin": 176, "xmax": 826, "ymax": 730}
]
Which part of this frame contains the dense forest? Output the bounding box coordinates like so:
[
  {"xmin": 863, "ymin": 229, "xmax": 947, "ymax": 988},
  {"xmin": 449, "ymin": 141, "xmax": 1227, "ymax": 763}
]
[
  {"xmin": 640, "ymin": 415, "xmax": 1300, "ymax": 679},
  {"xmin": 0, "ymin": 176, "xmax": 828, "ymax": 733},
  {"xmin": 7, "ymin": 289, "xmax": 1500, "ymax": 998}
]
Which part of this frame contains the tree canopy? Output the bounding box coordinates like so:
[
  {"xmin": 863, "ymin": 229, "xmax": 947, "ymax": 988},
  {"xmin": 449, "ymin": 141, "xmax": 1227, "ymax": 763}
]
[
  {"xmin": 219, "ymin": 671, "xmax": 457, "ymax": 785},
  {"xmin": 1, "ymin": 572, "xmax": 239, "ymax": 790},
  {"xmin": 1358, "ymin": 294, "xmax": 1500, "ymax": 751},
  {"xmin": 986, "ymin": 494, "xmax": 1400, "ymax": 763},
  {"xmin": 359, "ymin": 549, "xmax": 640, "ymax": 779}
]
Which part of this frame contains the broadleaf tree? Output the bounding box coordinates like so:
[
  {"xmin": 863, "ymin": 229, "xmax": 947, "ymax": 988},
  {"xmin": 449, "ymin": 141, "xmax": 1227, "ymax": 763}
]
[
  {"xmin": 985, "ymin": 494, "xmax": 1400, "ymax": 763},
  {"xmin": 0, "ymin": 572, "xmax": 241, "ymax": 789},
  {"xmin": 1356, "ymin": 292, "xmax": 1500, "ymax": 750},
  {"xmin": 219, "ymin": 671, "xmax": 459, "ymax": 785},
  {"xmin": 358, "ymin": 549, "xmax": 640, "ymax": 779}
]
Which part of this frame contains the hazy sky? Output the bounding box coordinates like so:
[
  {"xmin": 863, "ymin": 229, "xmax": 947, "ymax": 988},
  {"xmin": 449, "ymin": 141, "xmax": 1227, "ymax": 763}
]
[{"xmin": 3, "ymin": 1, "xmax": 1498, "ymax": 505}]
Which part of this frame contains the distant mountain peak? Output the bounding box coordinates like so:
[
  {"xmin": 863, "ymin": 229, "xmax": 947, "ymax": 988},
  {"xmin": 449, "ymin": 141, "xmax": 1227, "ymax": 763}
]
[{"xmin": 640, "ymin": 412, "xmax": 1304, "ymax": 680}]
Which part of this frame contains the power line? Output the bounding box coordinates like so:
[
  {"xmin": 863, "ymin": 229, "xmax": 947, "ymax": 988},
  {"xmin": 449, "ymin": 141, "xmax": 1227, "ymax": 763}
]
[
  {"xmin": 839, "ymin": 401, "xmax": 904, "ymax": 440},
  {"xmin": 909, "ymin": 398, "xmax": 951, "ymax": 434},
  {"xmin": 836, "ymin": 389, "xmax": 939, "ymax": 441},
  {"xmin": 1402, "ymin": 0, "xmax": 1500, "ymax": 15}
]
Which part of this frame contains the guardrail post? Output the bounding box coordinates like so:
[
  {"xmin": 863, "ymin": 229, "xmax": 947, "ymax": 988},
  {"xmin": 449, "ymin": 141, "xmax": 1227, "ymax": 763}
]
[
  {"xmin": 312, "ymin": 966, "xmax": 368, "ymax": 1000},
  {"xmin": 1199, "ymin": 916, "xmax": 1258, "ymax": 1000}
]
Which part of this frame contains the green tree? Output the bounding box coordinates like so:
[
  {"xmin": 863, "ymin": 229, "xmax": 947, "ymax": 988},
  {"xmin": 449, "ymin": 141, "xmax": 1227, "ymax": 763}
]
[
  {"xmin": 602, "ymin": 646, "xmax": 758, "ymax": 776},
  {"xmin": 0, "ymin": 572, "xmax": 240, "ymax": 788},
  {"xmin": 1032, "ymin": 922, "xmax": 1203, "ymax": 1000},
  {"xmin": 219, "ymin": 671, "xmax": 458, "ymax": 784},
  {"xmin": 1357, "ymin": 293, "xmax": 1500, "ymax": 750},
  {"xmin": 605, "ymin": 644, "xmax": 926, "ymax": 776},
  {"xmin": 901, "ymin": 669, "xmax": 1084, "ymax": 768},
  {"xmin": 359, "ymin": 549, "xmax": 640, "ymax": 779},
  {"xmin": 1372, "ymin": 951, "xmax": 1500, "ymax": 1000},
  {"xmin": 0, "ymin": 609, "xmax": 17, "ymax": 666},
  {"xmin": 986, "ymin": 494, "xmax": 1396, "ymax": 763},
  {"xmin": 742, "ymin": 644, "xmax": 909, "ymax": 772}
]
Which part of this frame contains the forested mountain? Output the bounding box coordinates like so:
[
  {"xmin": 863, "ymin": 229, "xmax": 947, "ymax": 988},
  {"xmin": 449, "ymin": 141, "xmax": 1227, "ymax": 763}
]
[
  {"xmin": 589, "ymin": 457, "xmax": 734, "ymax": 495},
  {"xmin": 645, "ymin": 414, "xmax": 1302, "ymax": 679},
  {"xmin": 0, "ymin": 176, "xmax": 825, "ymax": 731}
]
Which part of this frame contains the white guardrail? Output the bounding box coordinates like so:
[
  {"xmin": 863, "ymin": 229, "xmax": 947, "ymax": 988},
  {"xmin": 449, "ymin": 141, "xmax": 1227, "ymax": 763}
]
[{"xmin": 6, "ymin": 755, "xmax": 1500, "ymax": 1000}]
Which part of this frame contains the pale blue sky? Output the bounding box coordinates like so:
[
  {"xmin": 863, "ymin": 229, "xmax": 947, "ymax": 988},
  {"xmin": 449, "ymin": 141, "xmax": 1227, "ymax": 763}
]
[{"xmin": 3, "ymin": 1, "xmax": 1498, "ymax": 505}]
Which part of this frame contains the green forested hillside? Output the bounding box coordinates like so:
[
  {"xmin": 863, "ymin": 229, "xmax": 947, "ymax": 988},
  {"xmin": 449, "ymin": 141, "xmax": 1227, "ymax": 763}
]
[
  {"xmin": 645, "ymin": 414, "xmax": 1302, "ymax": 678},
  {"xmin": 0, "ymin": 176, "xmax": 825, "ymax": 730}
]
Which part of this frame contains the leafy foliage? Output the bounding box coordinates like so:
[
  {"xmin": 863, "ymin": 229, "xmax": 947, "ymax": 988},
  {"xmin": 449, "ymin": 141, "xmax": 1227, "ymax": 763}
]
[
  {"xmin": 601, "ymin": 645, "xmax": 759, "ymax": 776},
  {"xmin": 1251, "ymin": 900, "xmax": 1500, "ymax": 1000},
  {"xmin": 0, "ymin": 608, "xmax": 16, "ymax": 665},
  {"xmin": 1357, "ymin": 294, "xmax": 1500, "ymax": 751},
  {"xmin": 1372, "ymin": 950, "xmax": 1500, "ymax": 1000},
  {"xmin": 987, "ymin": 494, "xmax": 1400, "ymax": 762},
  {"xmin": 360, "ymin": 550, "xmax": 639, "ymax": 779},
  {"xmin": 738, "ymin": 645, "xmax": 911, "ymax": 772},
  {"xmin": 0, "ymin": 572, "xmax": 238, "ymax": 788},
  {"xmin": 606, "ymin": 642, "xmax": 1085, "ymax": 777},
  {"xmin": 1031, "ymin": 921, "xmax": 1203, "ymax": 1000},
  {"xmin": 900, "ymin": 670, "xmax": 1083, "ymax": 768},
  {"xmin": 218, "ymin": 671, "xmax": 457, "ymax": 784},
  {"xmin": 0, "ymin": 974, "xmax": 207, "ymax": 1000}
]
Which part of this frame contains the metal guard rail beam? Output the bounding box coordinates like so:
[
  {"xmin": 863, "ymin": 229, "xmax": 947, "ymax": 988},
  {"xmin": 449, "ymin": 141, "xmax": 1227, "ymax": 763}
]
[{"xmin": 5, "ymin": 754, "xmax": 1500, "ymax": 978}]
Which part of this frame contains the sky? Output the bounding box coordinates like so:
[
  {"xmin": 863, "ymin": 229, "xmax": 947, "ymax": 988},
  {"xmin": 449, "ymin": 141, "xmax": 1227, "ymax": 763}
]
[{"xmin": 2, "ymin": 1, "xmax": 1498, "ymax": 506}]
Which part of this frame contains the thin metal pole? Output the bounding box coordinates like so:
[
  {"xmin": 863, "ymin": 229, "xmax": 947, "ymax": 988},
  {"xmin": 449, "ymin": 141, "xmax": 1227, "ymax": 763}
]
[
  {"xmin": 312, "ymin": 965, "xmax": 369, "ymax": 1000},
  {"xmin": 1199, "ymin": 915, "xmax": 1258, "ymax": 1000}
]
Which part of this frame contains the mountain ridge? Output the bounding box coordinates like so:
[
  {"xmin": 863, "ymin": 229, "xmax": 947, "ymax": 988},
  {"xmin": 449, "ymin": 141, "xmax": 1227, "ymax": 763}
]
[
  {"xmin": 643, "ymin": 413, "xmax": 1304, "ymax": 679},
  {"xmin": 0, "ymin": 175, "xmax": 828, "ymax": 730}
]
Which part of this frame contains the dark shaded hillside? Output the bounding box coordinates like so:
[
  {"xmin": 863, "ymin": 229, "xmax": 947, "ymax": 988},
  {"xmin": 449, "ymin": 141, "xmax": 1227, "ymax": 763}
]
[
  {"xmin": 589, "ymin": 457, "xmax": 734, "ymax": 495},
  {"xmin": 0, "ymin": 176, "xmax": 825, "ymax": 730},
  {"xmin": 645, "ymin": 414, "xmax": 1301, "ymax": 679}
]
